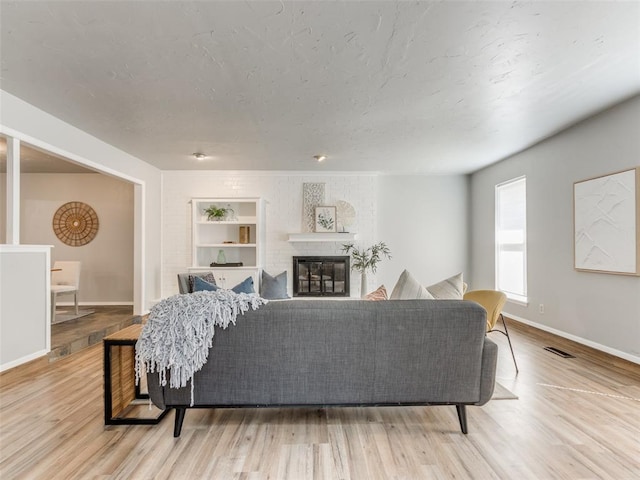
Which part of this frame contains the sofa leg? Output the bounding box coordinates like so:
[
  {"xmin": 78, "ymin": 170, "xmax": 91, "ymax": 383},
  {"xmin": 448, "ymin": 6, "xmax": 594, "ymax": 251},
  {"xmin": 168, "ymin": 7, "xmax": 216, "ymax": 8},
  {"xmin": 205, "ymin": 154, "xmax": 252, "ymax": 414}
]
[
  {"xmin": 456, "ymin": 404, "xmax": 468, "ymax": 434},
  {"xmin": 173, "ymin": 408, "xmax": 186, "ymax": 437}
]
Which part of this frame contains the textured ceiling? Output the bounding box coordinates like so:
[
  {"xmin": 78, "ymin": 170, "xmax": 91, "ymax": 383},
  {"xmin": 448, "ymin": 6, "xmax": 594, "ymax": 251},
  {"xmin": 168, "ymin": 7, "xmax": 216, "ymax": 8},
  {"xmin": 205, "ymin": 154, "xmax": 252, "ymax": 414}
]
[
  {"xmin": 1, "ymin": 1, "xmax": 639, "ymax": 174},
  {"xmin": 0, "ymin": 137, "xmax": 96, "ymax": 173}
]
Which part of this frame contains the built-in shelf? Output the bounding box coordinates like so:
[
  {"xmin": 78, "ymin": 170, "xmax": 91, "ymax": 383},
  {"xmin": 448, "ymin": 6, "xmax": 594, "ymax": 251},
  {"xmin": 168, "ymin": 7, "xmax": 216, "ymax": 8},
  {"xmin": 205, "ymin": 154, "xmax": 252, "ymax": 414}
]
[
  {"xmin": 196, "ymin": 243, "xmax": 257, "ymax": 248},
  {"xmin": 196, "ymin": 217, "xmax": 257, "ymax": 225},
  {"xmin": 288, "ymin": 233, "xmax": 358, "ymax": 242},
  {"xmin": 191, "ymin": 198, "xmax": 264, "ymax": 271}
]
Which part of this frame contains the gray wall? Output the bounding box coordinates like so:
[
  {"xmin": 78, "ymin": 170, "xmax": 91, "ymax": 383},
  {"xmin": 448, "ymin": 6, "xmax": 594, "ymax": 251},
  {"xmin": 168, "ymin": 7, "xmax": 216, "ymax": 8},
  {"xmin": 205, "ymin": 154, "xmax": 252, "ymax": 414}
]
[
  {"xmin": 377, "ymin": 175, "xmax": 470, "ymax": 292},
  {"xmin": 470, "ymin": 95, "xmax": 640, "ymax": 360}
]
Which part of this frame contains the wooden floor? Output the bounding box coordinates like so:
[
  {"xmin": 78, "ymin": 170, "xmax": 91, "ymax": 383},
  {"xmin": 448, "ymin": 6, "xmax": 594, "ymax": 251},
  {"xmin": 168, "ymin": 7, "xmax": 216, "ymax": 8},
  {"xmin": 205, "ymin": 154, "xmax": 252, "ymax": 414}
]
[
  {"xmin": 1, "ymin": 318, "xmax": 639, "ymax": 479},
  {"xmin": 49, "ymin": 305, "xmax": 138, "ymax": 362}
]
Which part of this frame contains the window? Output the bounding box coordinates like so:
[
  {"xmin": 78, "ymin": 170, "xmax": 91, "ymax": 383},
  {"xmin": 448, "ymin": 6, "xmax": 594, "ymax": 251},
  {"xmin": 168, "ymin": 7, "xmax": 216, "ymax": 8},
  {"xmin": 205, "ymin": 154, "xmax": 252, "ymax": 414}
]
[{"xmin": 495, "ymin": 176, "xmax": 527, "ymax": 303}]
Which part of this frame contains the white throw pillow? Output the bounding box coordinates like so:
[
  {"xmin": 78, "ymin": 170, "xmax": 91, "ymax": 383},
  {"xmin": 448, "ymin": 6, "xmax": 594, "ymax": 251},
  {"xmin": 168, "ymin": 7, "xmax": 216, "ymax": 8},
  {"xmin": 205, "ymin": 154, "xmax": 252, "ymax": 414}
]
[
  {"xmin": 390, "ymin": 270, "xmax": 434, "ymax": 300},
  {"xmin": 426, "ymin": 273, "xmax": 464, "ymax": 299}
]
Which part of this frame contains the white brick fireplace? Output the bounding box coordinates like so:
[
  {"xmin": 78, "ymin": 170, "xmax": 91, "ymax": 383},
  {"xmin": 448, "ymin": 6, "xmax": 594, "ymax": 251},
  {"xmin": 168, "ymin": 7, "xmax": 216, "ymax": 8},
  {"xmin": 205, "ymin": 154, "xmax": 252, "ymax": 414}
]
[{"xmin": 161, "ymin": 171, "xmax": 378, "ymax": 298}]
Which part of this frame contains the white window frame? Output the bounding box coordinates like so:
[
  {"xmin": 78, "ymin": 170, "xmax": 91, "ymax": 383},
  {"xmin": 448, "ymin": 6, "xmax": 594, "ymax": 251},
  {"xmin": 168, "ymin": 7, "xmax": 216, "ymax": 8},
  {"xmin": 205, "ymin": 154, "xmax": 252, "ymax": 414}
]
[{"xmin": 495, "ymin": 176, "xmax": 528, "ymax": 304}]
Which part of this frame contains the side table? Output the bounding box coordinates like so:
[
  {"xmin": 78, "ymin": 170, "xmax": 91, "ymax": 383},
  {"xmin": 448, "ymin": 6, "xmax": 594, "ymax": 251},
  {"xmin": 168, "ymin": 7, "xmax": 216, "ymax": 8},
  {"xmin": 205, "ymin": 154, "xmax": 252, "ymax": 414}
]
[{"xmin": 103, "ymin": 323, "xmax": 167, "ymax": 425}]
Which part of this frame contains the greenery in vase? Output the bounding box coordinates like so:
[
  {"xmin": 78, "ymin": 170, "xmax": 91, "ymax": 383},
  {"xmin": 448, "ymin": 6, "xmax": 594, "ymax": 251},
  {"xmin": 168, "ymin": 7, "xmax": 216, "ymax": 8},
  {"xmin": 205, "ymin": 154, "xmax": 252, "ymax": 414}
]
[
  {"xmin": 341, "ymin": 242, "xmax": 391, "ymax": 274},
  {"xmin": 203, "ymin": 205, "xmax": 232, "ymax": 221},
  {"xmin": 317, "ymin": 212, "xmax": 335, "ymax": 230}
]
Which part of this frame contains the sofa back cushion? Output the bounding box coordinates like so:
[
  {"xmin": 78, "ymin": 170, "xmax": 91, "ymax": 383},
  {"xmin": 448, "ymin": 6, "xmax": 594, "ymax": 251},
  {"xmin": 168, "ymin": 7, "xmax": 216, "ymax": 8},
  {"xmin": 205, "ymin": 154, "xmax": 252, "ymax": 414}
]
[{"xmin": 154, "ymin": 299, "xmax": 488, "ymax": 407}]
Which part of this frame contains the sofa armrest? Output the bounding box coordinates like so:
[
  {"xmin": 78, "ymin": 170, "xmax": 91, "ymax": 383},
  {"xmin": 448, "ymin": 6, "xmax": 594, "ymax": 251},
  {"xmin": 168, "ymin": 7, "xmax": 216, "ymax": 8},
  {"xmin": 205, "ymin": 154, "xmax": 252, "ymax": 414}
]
[{"xmin": 477, "ymin": 338, "xmax": 498, "ymax": 405}]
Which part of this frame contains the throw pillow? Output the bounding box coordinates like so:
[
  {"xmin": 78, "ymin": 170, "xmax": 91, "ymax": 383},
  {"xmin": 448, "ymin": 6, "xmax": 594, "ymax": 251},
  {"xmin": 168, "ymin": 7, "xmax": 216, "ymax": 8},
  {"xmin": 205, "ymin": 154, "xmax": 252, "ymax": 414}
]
[
  {"xmin": 426, "ymin": 273, "xmax": 464, "ymax": 299},
  {"xmin": 188, "ymin": 272, "xmax": 217, "ymax": 293},
  {"xmin": 193, "ymin": 275, "xmax": 220, "ymax": 292},
  {"xmin": 231, "ymin": 276, "xmax": 255, "ymax": 294},
  {"xmin": 390, "ymin": 270, "xmax": 434, "ymax": 300},
  {"xmin": 261, "ymin": 270, "xmax": 290, "ymax": 299},
  {"xmin": 365, "ymin": 285, "xmax": 388, "ymax": 301}
]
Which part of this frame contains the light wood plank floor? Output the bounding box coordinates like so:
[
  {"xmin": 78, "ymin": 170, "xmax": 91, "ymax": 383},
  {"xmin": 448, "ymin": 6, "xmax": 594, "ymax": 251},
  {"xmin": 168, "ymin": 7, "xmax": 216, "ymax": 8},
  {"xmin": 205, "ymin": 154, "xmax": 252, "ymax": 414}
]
[
  {"xmin": 1, "ymin": 319, "xmax": 639, "ymax": 479},
  {"xmin": 49, "ymin": 305, "xmax": 138, "ymax": 361}
]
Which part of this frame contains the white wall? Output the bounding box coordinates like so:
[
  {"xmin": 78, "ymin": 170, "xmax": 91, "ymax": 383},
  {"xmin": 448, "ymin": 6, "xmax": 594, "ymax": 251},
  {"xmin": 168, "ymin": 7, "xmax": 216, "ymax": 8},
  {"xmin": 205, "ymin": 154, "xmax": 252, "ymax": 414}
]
[
  {"xmin": 470, "ymin": 95, "xmax": 640, "ymax": 361},
  {"xmin": 377, "ymin": 175, "xmax": 470, "ymax": 291},
  {"xmin": 0, "ymin": 245, "xmax": 51, "ymax": 371},
  {"xmin": 16, "ymin": 173, "xmax": 134, "ymax": 304},
  {"xmin": 161, "ymin": 171, "xmax": 470, "ymax": 298},
  {"xmin": 0, "ymin": 90, "xmax": 162, "ymax": 313},
  {"xmin": 161, "ymin": 172, "xmax": 378, "ymax": 297},
  {"xmin": 0, "ymin": 177, "xmax": 5, "ymax": 240}
]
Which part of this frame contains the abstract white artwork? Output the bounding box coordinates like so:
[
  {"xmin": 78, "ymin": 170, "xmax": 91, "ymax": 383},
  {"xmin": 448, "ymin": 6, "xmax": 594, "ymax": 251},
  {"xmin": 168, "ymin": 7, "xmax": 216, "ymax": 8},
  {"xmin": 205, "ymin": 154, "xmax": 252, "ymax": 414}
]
[
  {"xmin": 302, "ymin": 183, "xmax": 325, "ymax": 232},
  {"xmin": 336, "ymin": 200, "xmax": 356, "ymax": 232},
  {"xmin": 574, "ymin": 168, "xmax": 639, "ymax": 275}
]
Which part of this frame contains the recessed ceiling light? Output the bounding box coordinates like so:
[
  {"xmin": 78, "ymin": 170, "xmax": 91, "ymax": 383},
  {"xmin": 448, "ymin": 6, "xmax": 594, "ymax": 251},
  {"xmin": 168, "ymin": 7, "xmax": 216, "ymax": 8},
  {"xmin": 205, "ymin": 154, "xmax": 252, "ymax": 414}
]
[
  {"xmin": 192, "ymin": 152, "xmax": 207, "ymax": 160},
  {"xmin": 313, "ymin": 155, "xmax": 327, "ymax": 162}
]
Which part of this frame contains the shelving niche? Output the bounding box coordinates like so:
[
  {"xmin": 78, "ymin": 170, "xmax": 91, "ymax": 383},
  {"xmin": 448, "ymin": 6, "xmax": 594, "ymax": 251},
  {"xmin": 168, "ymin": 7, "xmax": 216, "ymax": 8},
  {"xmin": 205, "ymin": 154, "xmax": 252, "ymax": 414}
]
[{"xmin": 190, "ymin": 198, "xmax": 264, "ymax": 289}]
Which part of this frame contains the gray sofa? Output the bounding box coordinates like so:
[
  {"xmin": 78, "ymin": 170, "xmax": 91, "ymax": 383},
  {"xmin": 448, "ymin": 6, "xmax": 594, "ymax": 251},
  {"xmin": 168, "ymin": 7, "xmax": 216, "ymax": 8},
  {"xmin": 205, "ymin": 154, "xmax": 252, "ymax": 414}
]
[{"xmin": 147, "ymin": 299, "xmax": 497, "ymax": 437}]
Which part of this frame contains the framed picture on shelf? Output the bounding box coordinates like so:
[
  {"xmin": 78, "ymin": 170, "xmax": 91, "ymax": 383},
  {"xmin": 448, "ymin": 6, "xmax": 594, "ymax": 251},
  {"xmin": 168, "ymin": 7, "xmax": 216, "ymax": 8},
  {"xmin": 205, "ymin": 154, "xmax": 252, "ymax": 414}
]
[{"xmin": 315, "ymin": 206, "xmax": 337, "ymax": 233}]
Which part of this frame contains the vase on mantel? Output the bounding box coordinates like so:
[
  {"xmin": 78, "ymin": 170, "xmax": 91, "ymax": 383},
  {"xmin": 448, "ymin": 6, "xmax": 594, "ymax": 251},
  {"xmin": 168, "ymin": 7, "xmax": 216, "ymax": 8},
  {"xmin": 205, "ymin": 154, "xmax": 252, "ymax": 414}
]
[{"xmin": 360, "ymin": 272, "xmax": 368, "ymax": 298}]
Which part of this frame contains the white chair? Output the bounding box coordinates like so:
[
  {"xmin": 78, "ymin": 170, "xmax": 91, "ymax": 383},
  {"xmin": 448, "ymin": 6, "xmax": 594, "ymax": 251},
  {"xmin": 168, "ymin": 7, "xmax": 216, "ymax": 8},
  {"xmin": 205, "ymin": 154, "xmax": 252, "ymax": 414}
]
[{"xmin": 51, "ymin": 261, "xmax": 81, "ymax": 321}]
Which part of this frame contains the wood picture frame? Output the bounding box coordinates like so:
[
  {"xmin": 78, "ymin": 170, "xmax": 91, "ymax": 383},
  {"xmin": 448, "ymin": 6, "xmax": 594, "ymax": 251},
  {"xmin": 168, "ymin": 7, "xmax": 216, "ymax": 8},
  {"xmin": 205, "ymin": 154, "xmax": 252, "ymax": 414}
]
[
  {"xmin": 315, "ymin": 206, "xmax": 337, "ymax": 233},
  {"xmin": 574, "ymin": 167, "xmax": 640, "ymax": 275}
]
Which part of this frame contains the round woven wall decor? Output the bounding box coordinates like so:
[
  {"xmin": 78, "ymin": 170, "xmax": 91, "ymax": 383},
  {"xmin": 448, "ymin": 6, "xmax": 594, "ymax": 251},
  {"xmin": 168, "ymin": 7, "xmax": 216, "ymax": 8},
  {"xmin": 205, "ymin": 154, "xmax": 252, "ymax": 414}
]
[{"xmin": 52, "ymin": 201, "xmax": 99, "ymax": 246}]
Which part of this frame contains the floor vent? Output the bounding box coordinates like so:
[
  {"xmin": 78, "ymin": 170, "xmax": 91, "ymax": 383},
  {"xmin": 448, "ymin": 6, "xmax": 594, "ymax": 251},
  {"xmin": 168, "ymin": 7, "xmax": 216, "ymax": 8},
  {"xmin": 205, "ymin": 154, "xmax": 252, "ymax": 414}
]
[{"xmin": 544, "ymin": 347, "xmax": 575, "ymax": 358}]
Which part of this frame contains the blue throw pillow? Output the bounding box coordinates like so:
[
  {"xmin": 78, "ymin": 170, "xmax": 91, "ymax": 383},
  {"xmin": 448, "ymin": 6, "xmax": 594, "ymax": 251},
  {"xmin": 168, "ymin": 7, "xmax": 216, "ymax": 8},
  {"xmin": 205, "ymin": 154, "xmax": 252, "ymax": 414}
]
[
  {"xmin": 193, "ymin": 276, "xmax": 220, "ymax": 292},
  {"xmin": 261, "ymin": 270, "xmax": 289, "ymax": 299},
  {"xmin": 187, "ymin": 272, "xmax": 216, "ymax": 293},
  {"xmin": 231, "ymin": 276, "xmax": 255, "ymax": 294}
]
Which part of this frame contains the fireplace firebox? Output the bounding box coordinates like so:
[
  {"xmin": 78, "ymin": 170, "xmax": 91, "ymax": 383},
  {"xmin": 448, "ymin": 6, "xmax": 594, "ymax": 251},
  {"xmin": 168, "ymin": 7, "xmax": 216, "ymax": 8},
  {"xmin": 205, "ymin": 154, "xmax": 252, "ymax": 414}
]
[{"xmin": 293, "ymin": 256, "xmax": 350, "ymax": 297}]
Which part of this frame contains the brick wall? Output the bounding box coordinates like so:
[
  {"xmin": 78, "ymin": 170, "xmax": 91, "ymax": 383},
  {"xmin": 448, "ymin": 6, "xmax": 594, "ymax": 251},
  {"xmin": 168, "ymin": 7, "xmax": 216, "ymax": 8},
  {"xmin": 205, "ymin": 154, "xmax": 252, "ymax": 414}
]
[{"xmin": 161, "ymin": 171, "xmax": 378, "ymax": 297}]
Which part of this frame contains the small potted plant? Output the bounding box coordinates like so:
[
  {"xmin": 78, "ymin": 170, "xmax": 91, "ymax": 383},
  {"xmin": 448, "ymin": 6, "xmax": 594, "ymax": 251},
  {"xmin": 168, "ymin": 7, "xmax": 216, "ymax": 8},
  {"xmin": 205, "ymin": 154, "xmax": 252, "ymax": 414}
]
[
  {"xmin": 342, "ymin": 242, "xmax": 391, "ymax": 297},
  {"xmin": 204, "ymin": 205, "xmax": 229, "ymax": 221}
]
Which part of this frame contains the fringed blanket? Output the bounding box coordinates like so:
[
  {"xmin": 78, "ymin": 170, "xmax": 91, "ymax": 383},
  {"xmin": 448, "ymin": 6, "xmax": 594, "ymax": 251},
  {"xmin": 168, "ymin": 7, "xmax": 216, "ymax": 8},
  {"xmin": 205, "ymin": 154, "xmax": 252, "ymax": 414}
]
[{"xmin": 135, "ymin": 289, "xmax": 267, "ymax": 406}]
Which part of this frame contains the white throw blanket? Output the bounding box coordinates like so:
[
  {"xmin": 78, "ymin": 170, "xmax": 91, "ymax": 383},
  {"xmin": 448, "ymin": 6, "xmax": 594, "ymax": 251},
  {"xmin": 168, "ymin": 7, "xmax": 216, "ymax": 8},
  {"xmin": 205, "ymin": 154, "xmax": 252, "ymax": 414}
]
[{"xmin": 135, "ymin": 289, "xmax": 268, "ymax": 406}]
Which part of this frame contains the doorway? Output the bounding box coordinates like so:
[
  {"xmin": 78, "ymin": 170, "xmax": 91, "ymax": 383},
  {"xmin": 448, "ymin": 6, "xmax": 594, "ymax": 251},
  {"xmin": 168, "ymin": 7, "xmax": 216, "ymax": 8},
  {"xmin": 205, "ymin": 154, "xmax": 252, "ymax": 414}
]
[{"xmin": 1, "ymin": 135, "xmax": 144, "ymax": 359}]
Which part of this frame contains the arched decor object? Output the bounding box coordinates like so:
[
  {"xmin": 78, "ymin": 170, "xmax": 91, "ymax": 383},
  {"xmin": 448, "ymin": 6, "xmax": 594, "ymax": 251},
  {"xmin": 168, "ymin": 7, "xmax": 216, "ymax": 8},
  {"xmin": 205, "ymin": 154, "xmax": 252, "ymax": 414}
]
[{"xmin": 52, "ymin": 201, "xmax": 99, "ymax": 246}]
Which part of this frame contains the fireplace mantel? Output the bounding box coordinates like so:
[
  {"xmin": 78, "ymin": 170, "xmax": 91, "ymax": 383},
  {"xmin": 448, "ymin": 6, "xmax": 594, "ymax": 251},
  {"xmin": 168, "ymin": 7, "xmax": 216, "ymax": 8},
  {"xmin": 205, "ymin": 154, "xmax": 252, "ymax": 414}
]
[{"xmin": 287, "ymin": 233, "xmax": 357, "ymax": 242}]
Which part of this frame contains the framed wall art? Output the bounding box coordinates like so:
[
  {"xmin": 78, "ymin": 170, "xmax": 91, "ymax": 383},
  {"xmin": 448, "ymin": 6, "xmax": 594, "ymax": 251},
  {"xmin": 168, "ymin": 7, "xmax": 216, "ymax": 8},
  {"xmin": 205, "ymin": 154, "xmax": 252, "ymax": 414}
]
[
  {"xmin": 315, "ymin": 206, "xmax": 337, "ymax": 233},
  {"xmin": 302, "ymin": 183, "xmax": 325, "ymax": 232},
  {"xmin": 52, "ymin": 201, "xmax": 99, "ymax": 246},
  {"xmin": 574, "ymin": 167, "xmax": 639, "ymax": 275}
]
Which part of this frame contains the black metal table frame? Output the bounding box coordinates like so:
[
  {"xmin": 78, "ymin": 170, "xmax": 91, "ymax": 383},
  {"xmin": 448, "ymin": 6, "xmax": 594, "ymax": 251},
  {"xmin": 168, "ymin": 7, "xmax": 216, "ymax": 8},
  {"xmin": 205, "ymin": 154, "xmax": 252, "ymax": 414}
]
[{"xmin": 103, "ymin": 336, "xmax": 167, "ymax": 425}]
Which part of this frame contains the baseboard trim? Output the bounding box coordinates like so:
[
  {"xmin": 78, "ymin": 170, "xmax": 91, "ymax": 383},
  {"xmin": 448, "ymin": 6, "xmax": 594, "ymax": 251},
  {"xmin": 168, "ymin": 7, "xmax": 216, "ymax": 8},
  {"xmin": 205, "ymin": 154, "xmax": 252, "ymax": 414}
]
[
  {"xmin": 0, "ymin": 349, "xmax": 49, "ymax": 372},
  {"xmin": 56, "ymin": 301, "xmax": 134, "ymax": 306},
  {"xmin": 504, "ymin": 311, "xmax": 640, "ymax": 365}
]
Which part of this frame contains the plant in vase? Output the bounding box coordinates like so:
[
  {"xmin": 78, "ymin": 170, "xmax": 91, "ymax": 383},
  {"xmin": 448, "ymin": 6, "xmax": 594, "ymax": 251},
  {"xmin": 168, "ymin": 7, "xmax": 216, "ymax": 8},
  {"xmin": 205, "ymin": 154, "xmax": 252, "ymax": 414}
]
[
  {"xmin": 341, "ymin": 242, "xmax": 391, "ymax": 297},
  {"xmin": 203, "ymin": 205, "xmax": 233, "ymax": 221}
]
